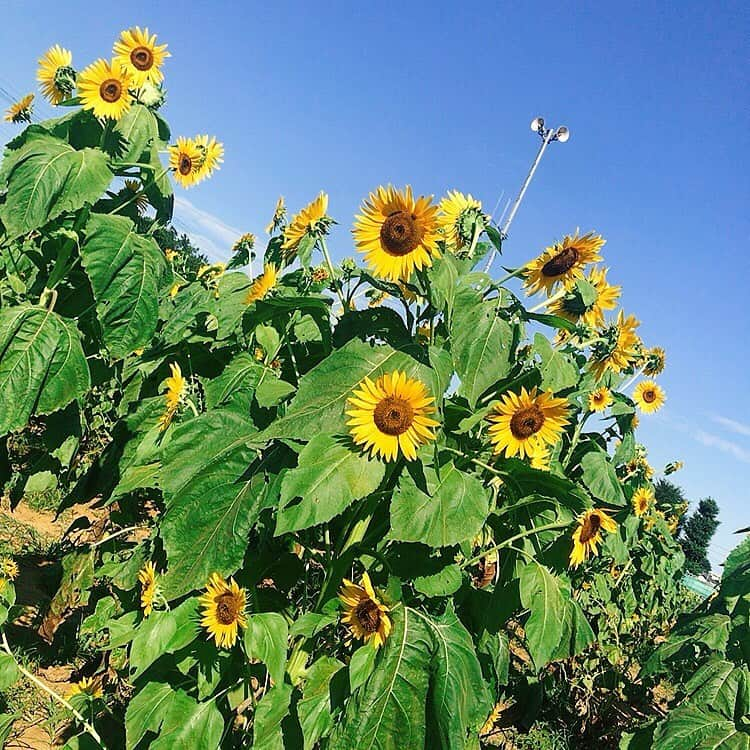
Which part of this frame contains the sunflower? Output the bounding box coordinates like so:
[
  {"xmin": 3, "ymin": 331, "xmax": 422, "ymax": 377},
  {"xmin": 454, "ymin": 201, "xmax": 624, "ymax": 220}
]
[
  {"xmin": 77, "ymin": 58, "xmax": 133, "ymax": 120},
  {"xmin": 437, "ymin": 190, "xmax": 485, "ymax": 253},
  {"xmin": 338, "ymin": 572, "xmax": 392, "ymax": 648},
  {"xmin": 194, "ymin": 135, "xmax": 224, "ymax": 182},
  {"xmin": 164, "ymin": 248, "xmax": 178, "ymax": 262},
  {"xmin": 266, "ymin": 196, "xmax": 287, "ymax": 234},
  {"xmin": 245, "ymin": 264, "xmax": 277, "ymax": 304},
  {"xmin": 588, "ymin": 387, "xmax": 613, "ymax": 413},
  {"xmin": 530, "ymin": 447, "xmax": 551, "ymax": 471},
  {"xmin": 113, "ymin": 26, "xmax": 169, "ymax": 87},
  {"xmin": 4, "ymin": 93, "xmax": 34, "ymax": 124},
  {"xmin": 633, "ymin": 380, "xmax": 666, "ymax": 414},
  {"xmin": 667, "ymin": 516, "xmax": 679, "ymax": 534},
  {"xmin": 487, "ymin": 386, "xmax": 569, "ymax": 460},
  {"xmin": 346, "ymin": 370, "xmax": 439, "ymax": 461},
  {"xmin": 547, "ymin": 266, "xmax": 621, "ymax": 328},
  {"xmin": 569, "ymin": 508, "xmax": 617, "ymax": 567},
  {"xmin": 199, "ymin": 572, "xmax": 247, "ymax": 648},
  {"xmin": 169, "ymin": 137, "xmax": 204, "ymax": 189},
  {"xmin": 524, "ymin": 231, "xmax": 605, "ymax": 296},
  {"xmin": 232, "ymin": 232, "xmax": 256, "ymax": 254},
  {"xmin": 665, "ymin": 460, "xmax": 683, "ymax": 475},
  {"xmin": 589, "ymin": 311, "xmax": 641, "ymax": 380},
  {"xmin": 37, "ymin": 45, "xmax": 75, "ymax": 105},
  {"xmin": 353, "ymin": 185, "xmax": 440, "ymax": 281},
  {"xmin": 157, "ymin": 363, "xmax": 186, "ymax": 431},
  {"xmin": 68, "ymin": 676, "xmax": 103, "ymax": 699},
  {"xmin": 282, "ymin": 192, "xmax": 331, "ymax": 253},
  {"xmin": 632, "ymin": 487, "xmax": 654, "ymax": 517},
  {"xmin": 138, "ymin": 561, "xmax": 158, "ymax": 617},
  {"xmin": 123, "ymin": 179, "xmax": 149, "ymax": 213},
  {"xmin": 0, "ymin": 558, "xmax": 19, "ymax": 582},
  {"xmin": 643, "ymin": 346, "xmax": 666, "ymax": 376},
  {"xmin": 629, "ymin": 413, "xmax": 640, "ymax": 431},
  {"xmin": 168, "ymin": 281, "xmax": 182, "ymax": 298}
]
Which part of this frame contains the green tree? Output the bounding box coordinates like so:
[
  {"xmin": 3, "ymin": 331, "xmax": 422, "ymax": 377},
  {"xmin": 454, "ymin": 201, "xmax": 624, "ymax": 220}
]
[
  {"xmin": 151, "ymin": 224, "xmax": 209, "ymax": 277},
  {"xmin": 654, "ymin": 478, "xmax": 688, "ymax": 536},
  {"xmin": 680, "ymin": 497, "xmax": 720, "ymax": 575}
]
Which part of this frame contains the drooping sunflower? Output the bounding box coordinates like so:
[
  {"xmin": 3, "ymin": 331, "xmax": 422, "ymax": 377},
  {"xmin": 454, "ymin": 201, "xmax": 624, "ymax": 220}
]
[
  {"xmin": 437, "ymin": 190, "xmax": 485, "ymax": 253},
  {"xmin": 168, "ymin": 137, "xmax": 204, "ymax": 189},
  {"xmin": 4, "ymin": 93, "xmax": 34, "ymax": 124},
  {"xmin": 157, "ymin": 362, "xmax": 186, "ymax": 431},
  {"xmin": 113, "ymin": 26, "xmax": 169, "ymax": 87},
  {"xmin": 68, "ymin": 676, "xmax": 103, "ymax": 699},
  {"xmin": 524, "ymin": 231, "xmax": 605, "ymax": 296},
  {"xmin": 629, "ymin": 413, "xmax": 640, "ymax": 431},
  {"xmin": 569, "ymin": 508, "xmax": 617, "ymax": 567},
  {"xmin": 588, "ymin": 311, "xmax": 641, "ymax": 380},
  {"xmin": 633, "ymin": 380, "xmax": 666, "ymax": 414},
  {"xmin": 587, "ymin": 387, "xmax": 613, "ymax": 413},
  {"xmin": 547, "ymin": 266, "xmax": 621, "ymax": 328},
  {"xmin": 232, "ymin": 232, "xmax": 256, "ymax": 255},
  {"xmin": 346, "ymin": 370, "xmax": 439, "ymax": 462},
  {"xmin": 643, "ymin": 346, "xmax": 666, "ymax": 376},
  {"xmin": 338, "ymin": 572, "xmax": 392, "ymax": 648},
  {"xmin": 137, "ymin": 561, "xmax": 158, "ymax": 617},
  {"xmin": 123, "ymin": 179, "xmax": 149, "ymax": 214},
  {"xmin": 194, "ymin": 134, "xmax": 224, "ymax": 182},
  {"xmin": 667, "ymin": 516, "xmax": 679, "ymax": 534},
  {"xmin": 665, "ymin": 460, "xmax": 684, "ymax": 475},
  {"xmin": 266, "ymin": 196, "xmax": 287, "ymax": 234},
  {"xmin": 353, "ymin": 185, "xmax": 440, "ymax": 281},
  {"xmin": 487, "ymin": 386, "xmax": 569, "ymax": 460},
  {"xmin": 199, "ymin": 572, "xmax": 248, "ymax": 649},
  {"xmin": 77, "ymin": 58, "xmax": 133, "ymax": 120},
  {"xmin": 632, "ymin": 487, "xmax": 654, "ymax": 517},
  {"xmin": 282, "ymin": 192, "xmax": 331, "ymax": 254},
  {"xmin": 245, "ymin": 264, "xmax": 277, "ymax": 304},
  {"xmin": 37, "ymin": 45, "xmax": 76, "ymax": 105}
]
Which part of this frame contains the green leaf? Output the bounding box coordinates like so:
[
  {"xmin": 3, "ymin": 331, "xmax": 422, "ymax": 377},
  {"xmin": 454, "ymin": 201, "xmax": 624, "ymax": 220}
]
[
  {"xmin": 451, "ymin": 296, "xmax": 513, "ymax": 407},
  {"xmin": 652, "ymin": 702, "xmax": 749, "ymax": 750},
  {"xmin": 125, "ymin": 681, "xmax": 175, "ymax": 750},
  {"xmin": 0, "ymin": 652, "xmax": 19, "ymax": 691},
  {"xmin": 519, "ymin": 562, "xmax": 567, "ymax": 669},
  {"xmin": 149, "ymin": 694, "xmax": 224, "ymax": 750},
  {"xmin": 114, "ymin": 104, "xmax": 159, "ymax": 162},
  {"xmin": 203, "ymin": 352, "xmax": 264, "ymax": 410},
  {"xmin": 80, "ymin": 213, "xmax": 166, "ymax": 359},
  {"xmin": 0, "ymin": 134, "xmax": 111, "ymax": 239},
  {"xmin": 159, "ymin": 409, "xmax": 269, "ymax": 598},
  {"xmin": 276, "ymin": 434, "xmax": 385, "ymax": 534},
  {"xmin": 253, "ymin": 684, "xmax": 293, "ymax": 750},
  {"xmin": 348, "ymin": 644, "xmax": 377, "ymax": 693},
  {"xmin": 0, "ymin": 305, "xmax": 90, "ymax": 435},
  {"xmin": 243, "ymin": 613, "xmax": 288, "ymax": 685},
  {"xmin": 534, "ymin": 333, "xmax": 579, "ymax": 392},
  {"xmin": 255, "ymin": 376, "xmax": 296, "ymax": 408},
  {"xmin": 423, "ymin": 604, "xmax": 492, "ymax": 749},
  {"xmin": 330, "ymin": 607, "xmax": 433, "ymax": 750},
  {"xmin": 580, "ymin": 450, "xmax": 626, "ymax": 506},
  {"xmin": 261, "ymin": 338, "xmax": 434, "ymax": 441},
  {"xmin": 414, "ymin": 564, "xmax": 463, "ymax": 598},
  {"xmin": 684, "ymin": 660, "xmax": 749, "ymax": 721},
  {"xmin": 0, "ymin": 713, "xmax": 19, "ymax": 748},
  {"xmin": 298, "ymin": 657, "xmax": 345, "ymax": 750},
  {"xmin": 390, "ymin": 462, "xmax": 489, "ymax": 548}
]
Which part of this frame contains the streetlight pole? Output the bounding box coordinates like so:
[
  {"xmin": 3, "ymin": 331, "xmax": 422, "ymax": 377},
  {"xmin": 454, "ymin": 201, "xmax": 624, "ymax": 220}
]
[{"xmin": 483, "ymin": 117, "xmax": 570, "ymax": 274}]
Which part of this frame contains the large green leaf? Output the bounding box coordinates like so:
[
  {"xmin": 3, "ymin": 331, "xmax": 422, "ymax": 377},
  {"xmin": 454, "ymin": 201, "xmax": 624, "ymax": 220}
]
[
  {"xmin": 684, "ymin": 660, "xmax": 749, "ymax": 722},
  {"xmin": 159, "ymin": 409, "xmax": 269, "ymax": 597},
  {"xmin": 0, "ymin": 305, "xmax": 90, "ymax": 435},
  {"xmin": 0, "ymin": 134, "xmax": 111, "ymax": 238},
  {"xmin": 534, "ymin": 333, "xmax": 579, "ymax": 392},
  {"xmin": 125, "ymin": 681, "xmax": 186, "ymax": 750},
  {"xmin": 422, "ymin": 604, "xmax": 491, "ymax": 749},
  {"xmin": 203, "ymin": 352, "xmax": 264, "ymax": 411},
  {"xmin": 253, "ymin": 684, "xmax": 293, "ymax": 750},
  {"xmin": 580, "ymin": 450, "xmax": 626, "ymax": 506},
  {"xmin": 114, "ymin": 104, "xmax": 160, "ymax": 162},
  {"xmin": 451, "ymin": 295, "xmax": 513, "ymax": 407},
  {"xmin": 329, "ymin": 607, "xmax": 433, "ymax": 750},
  {"xmin": 149, "ymin": 694, "xmax": 224, "ymax": 750},
  {"xmin": 297, "ymin": 656, "xmax": 345, "ymax": 750},
  {"xmin": 243, "ymin": 613, "xmax": 289, "ymax": 686},
  {"xmin": 80, "ymin": 213, "xmax": 166, "ymax": 359},
  {"xmin": 261, "ymin": 338, "xmax": 435, "ymax": 441},
  {"xmin": 276, "ymin": 434, "xmax": 385, "ymax": 534},
  {"xmin": 652, "ymin": 703, "xmax": 749, "ymax": 750},
  {"xmin": 389, "ymin": 462, "xmax": 489, "ymax": 548}
]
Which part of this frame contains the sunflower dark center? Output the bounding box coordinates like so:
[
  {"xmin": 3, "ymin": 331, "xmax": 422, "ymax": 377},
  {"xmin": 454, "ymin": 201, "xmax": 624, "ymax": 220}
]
[
  {"xmin": 510, "ymin": 406, "xmax": 545, "ymax": 439},
  {"xmin": 380, "ymin": 211, "xmax": 420, "ymax": 256},
  {"xmin": 373, "ymin": 396, "xmax": 414, "ymax": 436},
  {"xmin": 580, "ymin": 513, "xmax": 602, "ymax": 543},
  {"xmin": 99, "ymin": 79, "xmax": 122, "ymax": 103},
  {"xmin": 215, "ymin": 593, "xmax": 239, "ymax": 625},
  {"xmin": 179, "ymin": 155, "xmax": 193, "ymax": 175},
  {"xmin": 355, "ymin": 598, "xmax": 381, "ymax": 634},
  {"xmin": 542, "ymin": 246, "xmax": 579, "ymax": 277},
  {"xmin": 642, "ymin": 389, "xmax": 656, "ymax": 403},
  {"xmin": 131, "ymin": 46, "xmax": 154, "ymax": 70}
]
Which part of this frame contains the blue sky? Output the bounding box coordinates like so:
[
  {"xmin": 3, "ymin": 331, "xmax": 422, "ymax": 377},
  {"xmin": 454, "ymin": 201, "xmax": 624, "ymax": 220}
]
[{"xmin": 1, "ymin": 1, "xmax": 748, "ymax": 570}]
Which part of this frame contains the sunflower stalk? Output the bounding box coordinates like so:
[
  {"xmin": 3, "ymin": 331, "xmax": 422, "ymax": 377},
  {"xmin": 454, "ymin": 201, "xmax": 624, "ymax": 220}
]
[{"xmin": 318, "ymin": 237, "xmax": 346, "ymax": 310}]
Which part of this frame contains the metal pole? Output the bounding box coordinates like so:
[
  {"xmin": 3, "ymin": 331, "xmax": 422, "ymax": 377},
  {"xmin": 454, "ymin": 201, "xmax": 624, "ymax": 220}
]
[{"xmin": 483, "ymin": 126, "xmax": 558, "ymax": 274}]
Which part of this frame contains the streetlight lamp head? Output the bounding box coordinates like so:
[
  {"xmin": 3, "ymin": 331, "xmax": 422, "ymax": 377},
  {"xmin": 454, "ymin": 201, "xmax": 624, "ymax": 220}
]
[
  {"xmin": 555, "ymin": 126, "xmax": 570, "ymax": 143},
  {"xmin": 530, "ymin": 116, "xmax": 545, "ymax": 133}
]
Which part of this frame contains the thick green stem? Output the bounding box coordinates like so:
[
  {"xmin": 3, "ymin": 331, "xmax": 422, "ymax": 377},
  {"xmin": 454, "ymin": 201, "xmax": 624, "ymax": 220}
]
[{"xmin": 318, "ymin": 237, "xmax": 346, "ymax": 310}]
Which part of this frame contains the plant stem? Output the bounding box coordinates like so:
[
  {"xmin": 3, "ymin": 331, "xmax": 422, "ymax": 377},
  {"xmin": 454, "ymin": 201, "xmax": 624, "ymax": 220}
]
[
  {"xmin": 528, "ymin": 286, "xmax": 567, "ymax": 314},
  {"xmin": 0, "ymin": 632, "xmax": 103, "ymax": 746},
  {"xmin": 494, "ymin": 267, "xmax": 526, "ymax": 286},
  {"xmin": 109, "ymin": 167, "xmax": 169, "ymax": 215},
  {"xmin": 318, "ymin": 237, "xmax": 346, "ymax": 310},
  {"xmin": 564, "ymin": 410, "xmax": 591, "ymax": 469},
  {"xmin": 460, "ymin": 521, "xmax": 571, "ymax": 569},
  {"xmin": 91, "ymin": 525, "xmax": 142, "ymax": 548}
]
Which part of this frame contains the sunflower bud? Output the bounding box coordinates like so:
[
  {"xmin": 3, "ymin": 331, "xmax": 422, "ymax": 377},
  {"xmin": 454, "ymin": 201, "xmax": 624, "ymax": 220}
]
[
  {"xmin": 135, "ymin": 81, "xmax": 166, "ymax": 109},
  {"xmin": 53, "ymin": 65, "xmax": 77, "ymax": 99}
]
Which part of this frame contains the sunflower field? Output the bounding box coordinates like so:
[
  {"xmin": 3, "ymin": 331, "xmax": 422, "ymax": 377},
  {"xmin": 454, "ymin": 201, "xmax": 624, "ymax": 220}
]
[{"xmin": 1, "ymin": 27, "xmax": 749, "ymax": 750}]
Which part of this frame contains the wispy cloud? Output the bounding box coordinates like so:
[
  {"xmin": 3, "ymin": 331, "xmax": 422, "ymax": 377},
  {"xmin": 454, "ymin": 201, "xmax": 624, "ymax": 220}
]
[
  {"xmin": 710, "ymin": 414, "xmax": 750, "ymax": 438},
  {"xmin": 173, "ymin": 196, "xmax": 243, "ymax": 263},
  {"xmin": 692, "ymin": 429, "xmax": 750, "ymax": 464}
]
